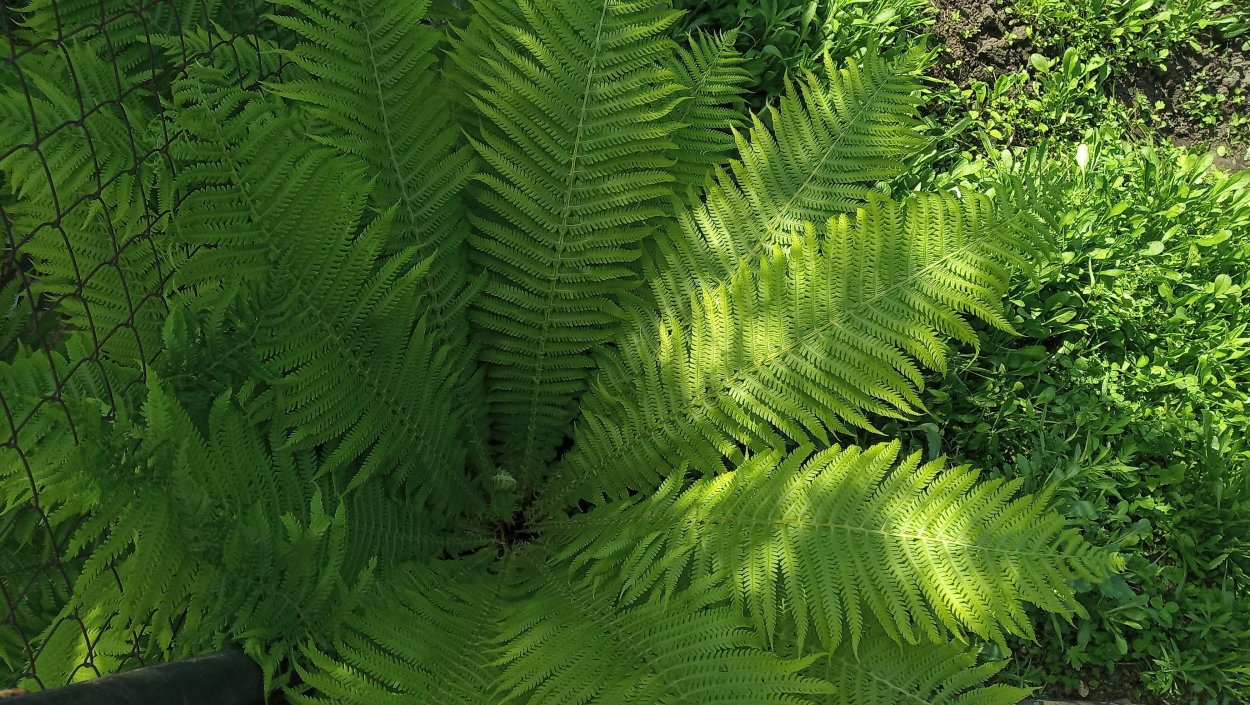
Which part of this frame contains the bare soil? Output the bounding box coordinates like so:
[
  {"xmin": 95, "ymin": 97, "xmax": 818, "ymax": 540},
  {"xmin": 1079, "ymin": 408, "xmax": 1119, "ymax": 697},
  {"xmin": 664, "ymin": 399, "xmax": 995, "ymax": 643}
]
[{"xmin": 928, "ymin": 0, "xmax": 1250, "ymax": 171}]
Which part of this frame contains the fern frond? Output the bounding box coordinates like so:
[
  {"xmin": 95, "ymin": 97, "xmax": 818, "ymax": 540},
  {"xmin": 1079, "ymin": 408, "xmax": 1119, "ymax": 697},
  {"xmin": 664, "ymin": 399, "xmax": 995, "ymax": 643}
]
[
  {"xmin": 816, "ymin": 630, "xmax": 1033, "ymax": 705},
  {"xmin": 256, "ymin": 204, "xmax": 466, "ymax": 494},
  {"xmin": 0, "ymin": 274, "xmax": 46, "ymax": 361},
  {"xmin": 57, "ymin": 384, "xmax": 374, "ymax": 677},
  {"xmin": 556, "ymin": 188, "xmax": 1047, "ymax": 505},
  {"xmin": 169, "ymin": 69, "xmax": 469, "ymax": 496},
  {"xmin": 665, "ymin": 29, "xmax": 750, "ymax": 191},
  {"xmin": 13, "ymin": 0, "xmax": 258, "ymax": 68},
  {"xmin": 648, "ymin": 49, "xmax": 928, "ymax": 315},
  {"xmin": 270, "ymin": 0, "xmax": 477, "ymax": 308},
  {"xmin": 494, "ymin": 554, "xmax": 832, "ymax": 704},
  {"xmin": 458, "ymin": 0, "xmax": 684, "ymax": 476},
  {"xmin": 166, "ymin": 70, "xmax": 317, "ymax": 295},
  {"xmin": 0, "ymin": 341, "xmax": 119, "ymax": 521},
  {"xmin": 290, "ymin": 556, "xmax": 505, "ymax": 705},
  {"xmin": 547, "ymin": 442, "xmax": 1121, "ymax": 651},
  {"xmin": 269, "ymin": 0, "xmax": 490, "ymax": 472},
  {"xmin": 293, "ymin": 551, "xmax": 833, "ymax": 704}
]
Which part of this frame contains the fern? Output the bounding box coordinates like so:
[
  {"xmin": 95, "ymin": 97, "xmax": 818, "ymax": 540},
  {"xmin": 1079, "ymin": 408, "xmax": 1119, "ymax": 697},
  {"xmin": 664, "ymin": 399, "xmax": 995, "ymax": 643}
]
[
  {"xmin": 269, "ymin": 0, "xmax": 476, "ymax": 307},
  {"xmin": 647, "ymin": 49, "xmax": 929, "ymax": 316},
  {"xmin": 665, "ymin": 29, "xmax": 751, "ymax": 191},
  {"xmin": 60, "ymin": 382, "xmax": 375, "ymax": 684},
  {"xmin": 0, "ymin": 0, "xmax": 1123, "ymax": 700},
  {"xmin": 168, "ymin": 66, "xmax": 469, "ymax": 498},
  {"xmin": 292, "ymin": 554, "xmax": 832, "ymax": 705},
  {"xmin": 290, "ymin": 557, "xmax": 504, "ymax": 705},
  {"xmin": 268, "ymin": 0, "xmax": 492, "ymax": 471},
  {"xmin": 0, "ymin": 44, "xmax": 174, "ymax": 366}
]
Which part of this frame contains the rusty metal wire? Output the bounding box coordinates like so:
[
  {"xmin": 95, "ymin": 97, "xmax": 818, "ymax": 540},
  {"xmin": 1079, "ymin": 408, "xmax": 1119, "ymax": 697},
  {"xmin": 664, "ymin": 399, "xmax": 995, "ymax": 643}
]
[{"xmin": 0, "ymin": 0, "xmax": 287, "ymax": 689}]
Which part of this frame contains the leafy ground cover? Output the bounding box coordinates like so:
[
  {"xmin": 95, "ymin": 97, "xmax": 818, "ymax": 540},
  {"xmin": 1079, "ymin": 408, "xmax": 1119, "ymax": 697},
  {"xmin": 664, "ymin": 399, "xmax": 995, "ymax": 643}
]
[{"xmin": 677, "ymin": 0, "xmax": 1250, "ymax": 702}]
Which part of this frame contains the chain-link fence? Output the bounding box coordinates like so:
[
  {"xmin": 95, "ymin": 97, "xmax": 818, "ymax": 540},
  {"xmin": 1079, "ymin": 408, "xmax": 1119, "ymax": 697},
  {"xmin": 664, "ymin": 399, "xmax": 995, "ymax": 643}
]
[{"xmin": 1, "ymin": 1, "xmax": 286, "ymax": 692}]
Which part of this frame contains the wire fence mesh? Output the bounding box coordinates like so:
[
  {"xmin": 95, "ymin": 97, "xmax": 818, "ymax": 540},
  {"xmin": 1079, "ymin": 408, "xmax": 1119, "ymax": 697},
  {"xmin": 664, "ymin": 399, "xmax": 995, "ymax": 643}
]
[{"xmin": 1, "ymin": 0, "xmax": 286, "ymax": 690}]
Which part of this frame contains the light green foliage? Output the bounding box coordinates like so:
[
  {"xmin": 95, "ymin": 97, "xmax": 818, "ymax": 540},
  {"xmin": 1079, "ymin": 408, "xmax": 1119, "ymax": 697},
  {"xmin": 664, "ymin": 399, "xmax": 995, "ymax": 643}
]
[
  {"xmin": 918, "ymin": 141, "xmax": 1250, "ymax": 701},
  {"xmin": 666, "ymin": 29, "xmax": 753, "ymax": 190},
  {"xmin": 558, "ymin": 188, "xmax": 1047, "ymax": 505},
  {"xmin": 647, "ymin": 49, "xmax": 928, "ymax": 311},
  {"xmin": 1013, "ymin": 0, "xmax": 1239, "ymax": 69},
  {"xmin": 0, "ymin": 0, "xmax": 1120, "ymax": 700}
]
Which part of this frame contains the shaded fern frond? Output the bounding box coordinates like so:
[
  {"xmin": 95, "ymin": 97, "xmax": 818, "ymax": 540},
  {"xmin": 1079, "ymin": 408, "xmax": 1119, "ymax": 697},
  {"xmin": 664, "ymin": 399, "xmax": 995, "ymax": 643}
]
[
  {"xmin": 56, "ymin": 384, "xmax": 375, "ymax": 681},
  {"xmin": 269, "ymin": 0, "xmax": 490, "ymax": 472},
  {"xmin": 494, "ymin": 555, "xmax": 832, "ymax": 704},
  {"xmin": 270, "ymin": 0, "xmax": 477, "ymax": 310},
  {"xmin": 556, "ymin": 188, "xmax": 1048, "ymax": 505},
  {"xmin": 458, "ymin": 0, "xmax": 684, "ymax": 476},
  {"xmin": 547, "ymin": 442, "xmax": 1121, "ymax": 651},
  {"xmin": 167, "ymin": 68, "xmax": 319, "ymax": 296},
  {"xmin": 170, "ymin": 69, "xmax": 468, "ymax": 496},
  {"xmin": 0, "ymin": 341, "xmax": 124, "ymax": 520},
  {"xmin": 666, "ymin": 29, "xmax": 750, "ymax": 191},
  {"xmin": 816, "ymin": 630, "xmax": 1033, "ymax": 705},
  {"xmin": 14, "ymin": 0, "xmax": 227, "ymax": 57},
  {"xmin": 0, "ymin": 45, "xmax": 174, "ymax": 365},
  {"xmin": 290, "ymin": 556, "xmax": 505, "ymax": 705}
]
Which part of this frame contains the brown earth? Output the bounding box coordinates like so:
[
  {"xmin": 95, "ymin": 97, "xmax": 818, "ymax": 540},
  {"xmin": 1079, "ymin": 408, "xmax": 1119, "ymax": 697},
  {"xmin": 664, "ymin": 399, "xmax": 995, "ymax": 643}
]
[
  {"xmin": 928, "ymin": 0, "xmax": 1250, "ymax": 171},
  {"xmin": 1119, "ymin": 39, "xmax": 1250, "ymax": 171},
  {"xmin": 928, "ymin": 0, "xmax": 1034, "ymax": 86}
]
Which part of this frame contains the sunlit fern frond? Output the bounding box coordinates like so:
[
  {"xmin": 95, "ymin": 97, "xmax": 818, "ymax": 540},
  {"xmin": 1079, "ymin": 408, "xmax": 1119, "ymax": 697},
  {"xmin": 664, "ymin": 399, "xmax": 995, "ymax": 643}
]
[
  {"xmin": 547, "ymin": 441, "xmax": 1121, "ymax": 651},
  {"xmin": 556, "ymin": 187, "xmax": 1048, "ymax": 506},
  {"xmin": 648, "ymin": 49, "xmax": 929, "ymax": 317}
]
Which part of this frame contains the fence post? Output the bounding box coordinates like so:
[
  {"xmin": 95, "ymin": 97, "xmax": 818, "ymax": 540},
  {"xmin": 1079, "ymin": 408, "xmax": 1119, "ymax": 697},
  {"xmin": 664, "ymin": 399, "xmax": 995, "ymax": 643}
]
[{"xmin": 9, "ymin": 650, "xmax": 264, "ymax": 705}]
